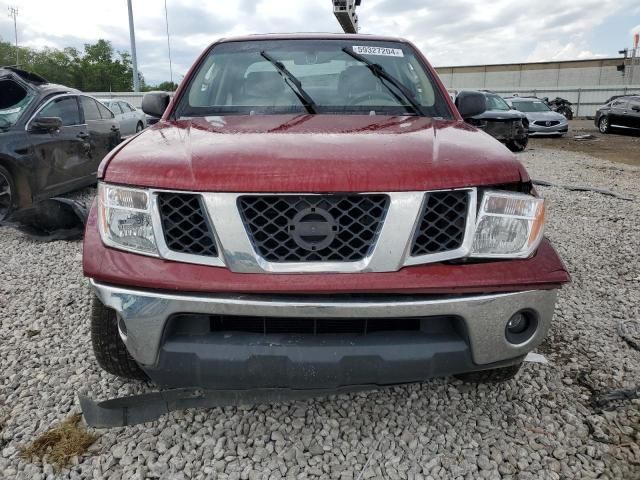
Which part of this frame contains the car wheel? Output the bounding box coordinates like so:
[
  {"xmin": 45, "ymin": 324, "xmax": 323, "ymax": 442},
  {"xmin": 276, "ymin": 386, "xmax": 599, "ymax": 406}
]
[
  {"xmin": 506, "ymin": 137, "xmax": 528, "ymax": 152},
  {"xmin": 0, "ymin": 166, "xmax": 15, "ymax": 223},
  {"xmin": 91, "ymin": 295, "xmax": 148, "ymax": 381},
  {"xmin": 455, "ymin": 362, "xmax": 523, "ymax": 383},
  {"xmin": 136, "ymin": 121, "xmax": 144, "ymax": 133},
  {"xmin": 599, "ymin": 116, "xmax": 610, "ymax": 134}
]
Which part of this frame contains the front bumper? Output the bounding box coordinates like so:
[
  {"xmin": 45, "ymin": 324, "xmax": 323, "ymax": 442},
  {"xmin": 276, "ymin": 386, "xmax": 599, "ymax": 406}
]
[
  {"xmin": 528, "ymin": 123, "xmax": 569, "ymax": 136},
  {"xmin": 92, "ymin": 280, "xmax": 558, "ymax": 389}
]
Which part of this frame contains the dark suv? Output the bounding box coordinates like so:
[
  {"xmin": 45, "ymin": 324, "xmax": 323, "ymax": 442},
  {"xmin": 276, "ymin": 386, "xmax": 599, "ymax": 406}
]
[
  {"xmin": 595, "ymin": 96, "xmax": 640, "ymax": 134},
  {"xmin": 0, "ymin": 67, "xmax": 121, "ymax": 221}
]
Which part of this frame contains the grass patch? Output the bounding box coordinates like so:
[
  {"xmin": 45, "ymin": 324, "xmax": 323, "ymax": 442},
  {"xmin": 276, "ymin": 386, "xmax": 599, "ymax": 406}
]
[{"xmin": 20, "ymin": 414, "xmax": 98, "ymax": 470}]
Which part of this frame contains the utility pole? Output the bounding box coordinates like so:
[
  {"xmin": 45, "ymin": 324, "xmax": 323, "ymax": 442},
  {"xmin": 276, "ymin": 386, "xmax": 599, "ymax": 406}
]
[
  {"xmin": 164, "ymin": 0, "xmax": 174, "ymax": 86},
  {"xmin": 7, "ymin": 6, "xmax": 19, "ymax": 66},
  {"xmin": 127, "ymin": 0, "xmax": 140, "ymax": 92}
]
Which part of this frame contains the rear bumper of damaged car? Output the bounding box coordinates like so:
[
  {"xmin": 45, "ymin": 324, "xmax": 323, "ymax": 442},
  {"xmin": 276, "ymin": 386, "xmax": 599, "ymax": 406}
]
[{"xmin": 91, "ymin": 280, "xmax": 559, "ymax": 390}]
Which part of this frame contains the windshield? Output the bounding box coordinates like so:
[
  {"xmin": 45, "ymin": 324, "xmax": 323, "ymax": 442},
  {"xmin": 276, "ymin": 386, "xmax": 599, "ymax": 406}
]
[
  {"xmin": 486, "ymin": 94, "xmax": 510, "ymax": 111},
  {"xmin": 511, "ymin": 100, "xmax": 551, "ymax": 113},
  {"xmin": 175, "ymin": 39, "xmax": 452, "ymax": 118},
  {"xmin": 0, "ymin": 79, "xmax": 35, "ymax": 129}
]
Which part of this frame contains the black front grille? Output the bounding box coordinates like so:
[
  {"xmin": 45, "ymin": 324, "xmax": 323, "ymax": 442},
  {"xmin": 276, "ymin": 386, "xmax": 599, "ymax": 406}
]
[
  {"xmin": 238, "ymin": 195, "xmax": 389, "ymax": 263},
  {"xmin": 210, "ymin": 315, "xmax": 421, "ymax": 335},
  {"xmin": 411, "ymin": 191, "xmax": 469, "ymax": 256},
  {"xmin": 534, "ymin": 120, "xmax": 560, "ymax": 127},
  {"xmin": 157, "ymin": 193, "xmax": 218, "ymax": 257}
]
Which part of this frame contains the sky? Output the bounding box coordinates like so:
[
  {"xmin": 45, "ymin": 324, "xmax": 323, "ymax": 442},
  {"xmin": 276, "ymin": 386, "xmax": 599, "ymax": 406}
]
[{"xmin": 0, "ymin": 0, "xmax": 639, "ymax": 85}]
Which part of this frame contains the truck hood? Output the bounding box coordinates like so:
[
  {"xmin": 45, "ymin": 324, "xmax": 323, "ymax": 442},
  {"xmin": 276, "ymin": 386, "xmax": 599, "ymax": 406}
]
[{"xmin": 102, "ymin": 115, "xmax": 529, "ymax": 192}]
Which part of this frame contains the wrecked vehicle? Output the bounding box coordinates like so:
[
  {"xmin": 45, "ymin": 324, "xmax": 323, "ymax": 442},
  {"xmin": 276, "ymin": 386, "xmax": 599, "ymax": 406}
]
[
  {"xmin": 504, "ymin": 96, "xmax": 569, "ymax": 137},
  {"xmin": 0, "ymin": 67, "xmax": 120, "ymax": 222},
  {"xmin": 84, "ymin": 34, "xmax": 570, "ymax": 395},
  {"xmin": 459, "ymin": 90, "xmax": 529, "ymax": 152}
]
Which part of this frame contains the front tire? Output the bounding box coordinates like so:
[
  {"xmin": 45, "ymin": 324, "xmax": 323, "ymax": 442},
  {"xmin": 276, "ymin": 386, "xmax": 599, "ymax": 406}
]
[
  {"xmin": 135, "ymin": 121, "xmax": 144, "ymax": 133},
  {"xmin": 455, "ymin": 362, "xmax": 522, "ymax": 383},
  {"xmin": 0, "ymin": 166, "xmax": 15, "ymax": 223},
  {"xmin": 599, "ymin": 116, "xmax": 610, "ymax": 134},
  {"xmin": 506, "ymin": 136, "xmax": 528, "ymax": 152},
  {"xmin": 91, "ymin": 296, "xmax": 147, "ymax": 381}
]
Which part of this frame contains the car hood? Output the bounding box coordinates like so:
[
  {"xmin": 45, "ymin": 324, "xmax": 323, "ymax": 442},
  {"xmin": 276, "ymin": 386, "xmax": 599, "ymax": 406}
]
[
  {"xmin": 524, "ymin": 111, "xmax": 567, "ymax": 122},
  {"xmin": 102, "ymin": 115, "xmax": 529, "ymax": 192},
  {"xmin": 473, "ymin": 109, "xmax": 526, "ymax": 121}
]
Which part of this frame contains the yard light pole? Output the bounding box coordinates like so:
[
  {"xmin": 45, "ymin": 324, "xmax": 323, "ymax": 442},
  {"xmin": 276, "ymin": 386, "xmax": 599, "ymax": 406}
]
[
  {"xmin": 7, "ymin": 6, "xmax": 19, "ymax": 66},
  {"xmin": 127, "ymin": 0, "xmax": 140, "ymax": 92},
  {"xmin": 164, "ymin": 0, "xmax": 174, "ymax": 85}
]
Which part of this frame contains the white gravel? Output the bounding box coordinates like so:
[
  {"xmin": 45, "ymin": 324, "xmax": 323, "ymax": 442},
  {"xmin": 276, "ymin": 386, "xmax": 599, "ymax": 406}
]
[{"xmin": 1, "ymin": 148, "xmax": 639, "ymax": 480}]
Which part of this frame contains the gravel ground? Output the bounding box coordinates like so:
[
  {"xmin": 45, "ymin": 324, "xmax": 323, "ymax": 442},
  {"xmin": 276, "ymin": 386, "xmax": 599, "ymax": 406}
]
[{"xmin": 1, "ymin": 148, "xmax": 639, "ymax": 480}]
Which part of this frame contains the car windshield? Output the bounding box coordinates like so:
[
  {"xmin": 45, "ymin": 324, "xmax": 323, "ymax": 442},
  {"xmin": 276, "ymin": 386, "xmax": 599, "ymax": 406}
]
[
  {"xmin": 175, "ymin": 39, "xmax": 452, "ymax": 118},
  {"xmin": 486, "ymin": 94, "xmax": 510, "ymax": 111},
  {"xmin": 0, "ymin": 79, "xmax": 35, "ymax": 129},
  {"xmin": 511, "ymin": 100, "xmax": 551, "ymax": 113}
]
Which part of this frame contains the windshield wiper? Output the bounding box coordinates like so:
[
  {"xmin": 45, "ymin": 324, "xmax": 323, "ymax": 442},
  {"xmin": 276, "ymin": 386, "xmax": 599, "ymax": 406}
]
[
  {"xmin": 341, "ymin": 47, "xmax": 424, "ymax": 116},
  {"xmin": 260, "ymin": 51, "xmax": 317, "ymax": 114}
]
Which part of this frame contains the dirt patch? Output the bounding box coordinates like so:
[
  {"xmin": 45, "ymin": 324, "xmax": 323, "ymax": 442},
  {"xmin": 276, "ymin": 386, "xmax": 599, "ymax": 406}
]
[
  {"xmin": 20, "ymin": 414, "xmax": 98, "ymax": 470},
  {"xmin": 528, "ymin": 120, "xmax": 640, "ymax": 166}
]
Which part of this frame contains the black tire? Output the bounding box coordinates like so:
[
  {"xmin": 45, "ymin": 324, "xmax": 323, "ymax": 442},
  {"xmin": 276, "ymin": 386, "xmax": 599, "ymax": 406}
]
[
  {"xmin": 91, "ymin": 296, "xmax": 147, "ymax": 381},
  {"xmin": 455, "ymin": 362, "xmax": 523, "ymax": 383},
  {"xmin": 0, "ymin": 165, "xmax": 15, "ymax": 223},
  {"xmin": 506, "ymin": 136, "xmax": 528, "ymax": 152},
  {"xmin": 598, "ymin": 116, "xmax": 610, "ymax": 134},
  {"xmin": 135, "ymin": 121, "xmax": 144, "ymax": 133}
]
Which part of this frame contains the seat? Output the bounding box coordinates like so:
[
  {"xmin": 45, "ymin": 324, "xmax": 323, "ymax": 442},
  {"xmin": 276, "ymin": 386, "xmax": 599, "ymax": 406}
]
[{"xmin": 238, "ymin": 71, "xmax": 285, "ymax": 106}]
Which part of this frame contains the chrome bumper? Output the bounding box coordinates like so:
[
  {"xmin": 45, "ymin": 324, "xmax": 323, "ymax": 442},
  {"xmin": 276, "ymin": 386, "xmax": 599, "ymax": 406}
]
[{"xmin": 91, "ymin": 280, "xmax": 558, "ymax": 368}]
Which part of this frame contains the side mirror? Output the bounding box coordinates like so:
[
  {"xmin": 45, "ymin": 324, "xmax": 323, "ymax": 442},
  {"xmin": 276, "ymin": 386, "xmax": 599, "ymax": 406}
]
[
  {"xmin": 29, "ymin": 116, "xmax": 63, "ymax": 133},
  {"xmin": 455, "ymin": 92, "xmax": 487, "ymax": 119},
  {"xmin": 142, "ymin": 92, "xmax": 171, "ymax": 118}
]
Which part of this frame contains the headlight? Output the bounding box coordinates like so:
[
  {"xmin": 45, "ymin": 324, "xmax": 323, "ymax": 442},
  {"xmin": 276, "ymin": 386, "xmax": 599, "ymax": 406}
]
[
  {"xmin": 98, "ymin": 183, "xmax": 158, "ymax": 256},
  {"xmin": 471, "ymin": 191, "xmax": 545, "ymax": 258}
]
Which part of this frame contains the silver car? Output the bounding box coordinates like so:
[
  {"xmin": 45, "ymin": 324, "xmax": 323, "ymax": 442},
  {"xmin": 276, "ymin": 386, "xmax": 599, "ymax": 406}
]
[
  {"xmin": 505, "ymin": 97, "xmax": 568, "ymax": 136},
  {"xmin": 100, "ymin": 99, "xmax": 147, "ymax": 137}
]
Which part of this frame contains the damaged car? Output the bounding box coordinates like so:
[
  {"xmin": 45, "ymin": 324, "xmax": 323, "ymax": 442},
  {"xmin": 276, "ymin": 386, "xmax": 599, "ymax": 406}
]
[
  {"xmin": 504, "ymin": 96, "xmax": 569, "ymax": 137},
  {"xmin": 459, "ymin": 90, "xmax": 529, "ymax": 152},
  {"xmin": 0, "ymin": 67, "xmax": 121, "ymax": 222}
]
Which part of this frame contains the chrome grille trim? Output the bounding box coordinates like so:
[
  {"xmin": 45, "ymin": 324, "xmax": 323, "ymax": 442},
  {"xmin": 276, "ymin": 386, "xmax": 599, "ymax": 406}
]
[{"xmin": 150, "ymin": 189, "xmax": 477, "ymax": 273}]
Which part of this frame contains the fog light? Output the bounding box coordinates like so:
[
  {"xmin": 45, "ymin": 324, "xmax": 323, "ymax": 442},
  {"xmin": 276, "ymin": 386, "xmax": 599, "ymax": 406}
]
[
  {"xmin": 505, "ymin": 311, "xmax": 537, "ymax": 345},
  {"xmin": 507, "ymin": 313, "xmax": 528, "ymax": 334}
]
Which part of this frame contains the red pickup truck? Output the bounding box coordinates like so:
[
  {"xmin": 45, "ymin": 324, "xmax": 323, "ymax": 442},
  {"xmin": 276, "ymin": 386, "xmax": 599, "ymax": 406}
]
[{"xmin": 83, "ymin": 34, "xmax": 569, "ymax": 391}]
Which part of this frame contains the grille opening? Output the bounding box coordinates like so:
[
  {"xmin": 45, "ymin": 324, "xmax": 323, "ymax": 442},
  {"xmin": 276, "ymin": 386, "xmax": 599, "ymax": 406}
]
[
  {"xmin": 209, "ymin": 316, "xmax": 421, "ymax": 335},
  {"xmin": 157, "ymin": 193, "xmax": 218, "ymax": 257},
  {"xmin": 238, "ymin": 195, "xmax": 389, "ymax": 263},
  {"xmin": 411, "ymin": 191, "xmax": 469, "ymax": 257},
  {"xmin": 166, "ymin": 314, "xmax": 466, "ymax": 340}
]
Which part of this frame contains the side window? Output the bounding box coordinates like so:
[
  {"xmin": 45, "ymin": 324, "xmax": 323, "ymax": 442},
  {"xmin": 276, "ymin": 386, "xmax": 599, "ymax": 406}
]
[
  {"xmin": 630, "ymin": 100, "xmax": 640, "ymax": 111},
  {"xmin": 97, "ymin": 101, "xmax": 115, "ymax": 120},
  {"xmin": 612, "ymin": 100, "xmax": 628, "ymax": 109},
  {"xmin": 81, "ymin": 96, "xmax": 101, "ymax": 121},
  {"xmin": 36, "ymin": 96, "xmax": 80, "ymax": 126},
  {"xmin": 109, "ymin": 102, "xmax": 123, "ymax": 114},
  {"xmin": 124, "ymin": 102, "xmax": 136, "ymax": 112}
]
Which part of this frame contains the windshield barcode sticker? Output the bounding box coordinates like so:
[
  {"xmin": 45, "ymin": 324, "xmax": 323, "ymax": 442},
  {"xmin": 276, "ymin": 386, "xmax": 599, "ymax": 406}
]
[{"xmin": 352, "ymin": 46, "xmax": 404, "ymax": 57}]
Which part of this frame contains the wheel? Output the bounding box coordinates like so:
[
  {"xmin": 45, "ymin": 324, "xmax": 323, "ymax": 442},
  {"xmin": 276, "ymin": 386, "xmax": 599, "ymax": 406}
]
[
  {"xmin": 599, "ymin": 116, "xmax": 610, "ymax": 134},
  {"xmin": 135, "ymin": 121, "xmax": 144, "ymax": 133},
  {"xmin": 506, "ymin": 136, "xmax": 528, "ymax": 152},
  {"xmin": 91, "ymin": 296, "xmax": 147, "ymax": 381},
  {"xmin": 455, "ymin": 362, "xmax": 522, "ymax": 383},
  {"xmin": 0, "ymin": 166, "xmax": 15, "ymax": 223}
]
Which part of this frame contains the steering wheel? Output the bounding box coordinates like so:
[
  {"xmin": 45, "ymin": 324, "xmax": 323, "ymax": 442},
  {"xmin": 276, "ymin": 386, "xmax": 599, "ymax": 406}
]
[{"xmin": 348, "ymin": 91, "xmax": 398, "ymax": 106}]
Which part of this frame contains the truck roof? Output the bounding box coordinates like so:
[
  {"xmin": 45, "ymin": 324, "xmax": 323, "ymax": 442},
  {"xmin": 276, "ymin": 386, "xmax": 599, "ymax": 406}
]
[{"xmin": 215, "ymin": 32, "xmax": 411, "ymax": 44}]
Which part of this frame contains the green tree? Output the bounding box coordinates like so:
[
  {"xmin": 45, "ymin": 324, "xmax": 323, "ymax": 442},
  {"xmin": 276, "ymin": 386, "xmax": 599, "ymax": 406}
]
[{"xmin": 0, "ymin": 38, "xmax": 135, "ymax": 92}]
